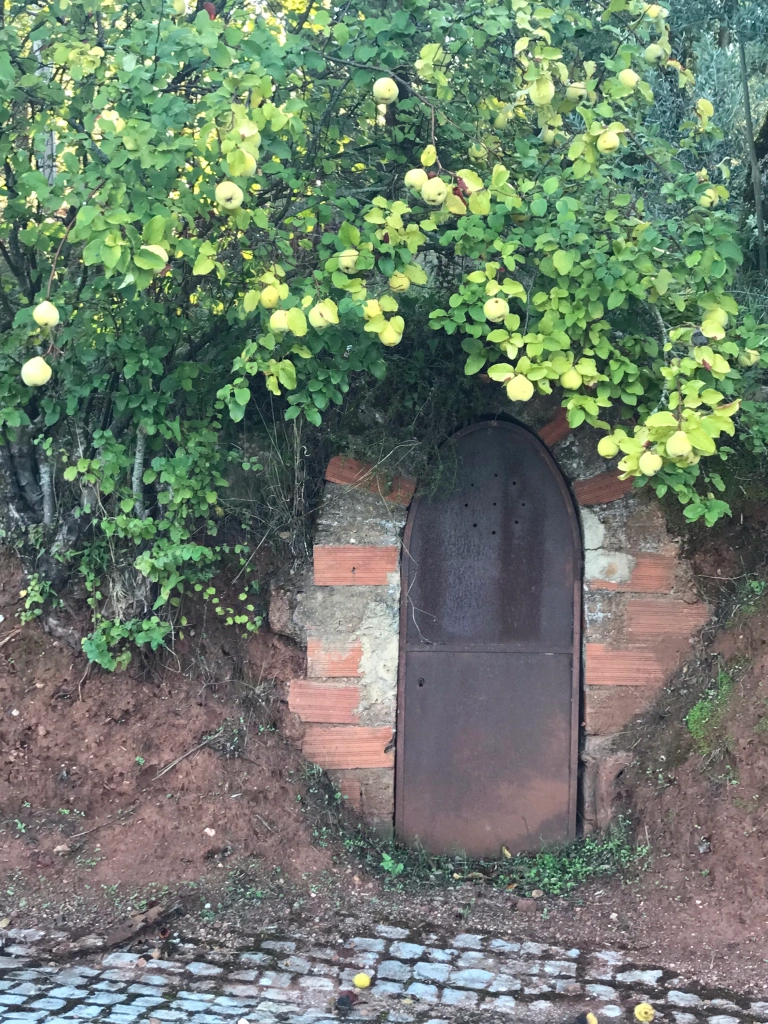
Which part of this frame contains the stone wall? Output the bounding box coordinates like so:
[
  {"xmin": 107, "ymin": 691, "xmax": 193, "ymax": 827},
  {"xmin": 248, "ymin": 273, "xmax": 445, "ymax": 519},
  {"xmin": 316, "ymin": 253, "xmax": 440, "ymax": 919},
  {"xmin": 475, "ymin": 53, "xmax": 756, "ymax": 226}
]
[{"xmin": 271, "ymin": 413, "xmax": 710, "ymax": 839}]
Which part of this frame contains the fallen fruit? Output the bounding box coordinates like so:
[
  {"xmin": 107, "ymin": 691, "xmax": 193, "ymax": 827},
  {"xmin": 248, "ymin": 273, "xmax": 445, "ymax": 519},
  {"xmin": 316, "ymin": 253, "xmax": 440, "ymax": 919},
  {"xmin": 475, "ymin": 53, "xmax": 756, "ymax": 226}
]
[
  {"xmin": 21, "ymin": 356, "xmax": 52, "ymax": 387},
  {"xmin": 634, "ymin": 1003, "xmax": 656, "ymax": 1023},
  {"xmin": 215, "ymin": 180, "xmax": 244, "ymax": 210},
  {"xmin": 373, "ymin": 77, "xmax": 398, "ymax": 104},
  {"xmin": 32, "ymin": 300, "xmax": 60, "ymax": 328},
  {"xmin": 353, "ymin": 973, "xmax": 371, "ymax": 989}
]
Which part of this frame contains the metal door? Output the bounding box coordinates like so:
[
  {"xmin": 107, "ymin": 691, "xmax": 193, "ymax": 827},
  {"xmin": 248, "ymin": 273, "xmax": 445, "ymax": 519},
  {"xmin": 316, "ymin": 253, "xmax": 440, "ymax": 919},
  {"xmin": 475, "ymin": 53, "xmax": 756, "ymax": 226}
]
[{"xmin": 396, "ymin": 420, "xmax": 581, "ymax": 857}]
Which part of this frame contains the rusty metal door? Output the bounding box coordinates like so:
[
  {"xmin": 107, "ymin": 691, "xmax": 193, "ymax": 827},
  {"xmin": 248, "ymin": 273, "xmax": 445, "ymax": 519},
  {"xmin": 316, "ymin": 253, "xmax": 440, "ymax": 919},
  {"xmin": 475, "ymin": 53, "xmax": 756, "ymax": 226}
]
[{"xmin": 396, "ymin": 420, "xmax": 581, "ymax": 857}]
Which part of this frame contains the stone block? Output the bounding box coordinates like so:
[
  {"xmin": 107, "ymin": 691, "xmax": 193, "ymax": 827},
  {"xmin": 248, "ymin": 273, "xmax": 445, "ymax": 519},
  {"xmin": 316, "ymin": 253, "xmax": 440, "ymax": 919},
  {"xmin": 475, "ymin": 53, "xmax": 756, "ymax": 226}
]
[
  {"xmin": 389, "ymin": 943, "xmax": 425, "ymax": 961},
  {"xmin": 313, "ymin": 545, "xmax": 399, "ymax": 586},
  {"xmin": 585, "ymin": 684, "xmax": 661, "ymax": 735},
  {"xmin": 590, "ymin": 553, "xmax": 677, "ymax": 593}
]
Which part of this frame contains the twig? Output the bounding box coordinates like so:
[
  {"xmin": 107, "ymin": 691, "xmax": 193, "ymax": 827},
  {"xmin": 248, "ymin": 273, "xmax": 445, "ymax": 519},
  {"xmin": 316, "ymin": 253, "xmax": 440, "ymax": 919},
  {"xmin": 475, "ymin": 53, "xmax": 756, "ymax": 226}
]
[
  {"xmin": 154, "ymin": 728, "xmax": 223, "ymax": 779},
  {"xmin": 70, "ymin": 810, "xmax": 124, "ymax": 840},
  {"xmin": 77, "ymin": 663, "xmax": 91, "ymax": 702},
  {"xmin": 0, "ymin": 627, "xmax": 22, "ymax": 648}
]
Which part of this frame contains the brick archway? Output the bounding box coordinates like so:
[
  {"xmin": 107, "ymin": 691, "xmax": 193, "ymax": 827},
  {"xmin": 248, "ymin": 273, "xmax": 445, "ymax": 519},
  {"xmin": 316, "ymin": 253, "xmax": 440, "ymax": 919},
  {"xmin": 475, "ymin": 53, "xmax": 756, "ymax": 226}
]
[{"xmin": 283, "ymin": 412, "xmax": 709, "ymax": 836}]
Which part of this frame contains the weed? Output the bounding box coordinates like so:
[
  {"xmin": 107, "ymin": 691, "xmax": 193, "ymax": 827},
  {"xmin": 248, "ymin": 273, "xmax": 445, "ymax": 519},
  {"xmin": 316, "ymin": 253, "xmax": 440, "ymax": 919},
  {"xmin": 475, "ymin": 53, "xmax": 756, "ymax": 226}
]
[
  {"xmin": 134, "ymin": 755, "xmax": 145, "ymax": 767},
  {"xmin": 380, "ymin": 852, "xmax": 404, "ymax": 877},
  {"xmin": 496, "ymin": 816, "xmax": 648, "ymax": 897},
  {"xmin": 300, "ymin": 752, "xmax": 647, "ymax": 897},
  {"xmin": 686, "ymin": 662, "xmax": 738, "ymax": 753}
]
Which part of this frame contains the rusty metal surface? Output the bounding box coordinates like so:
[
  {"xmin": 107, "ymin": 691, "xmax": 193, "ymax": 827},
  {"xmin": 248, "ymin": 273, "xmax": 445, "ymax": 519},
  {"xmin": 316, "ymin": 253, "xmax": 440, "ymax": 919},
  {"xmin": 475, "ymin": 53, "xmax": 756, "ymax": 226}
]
[{"xmin": 396, "ymin": 420, "xmax": 581, "ymax": 857}]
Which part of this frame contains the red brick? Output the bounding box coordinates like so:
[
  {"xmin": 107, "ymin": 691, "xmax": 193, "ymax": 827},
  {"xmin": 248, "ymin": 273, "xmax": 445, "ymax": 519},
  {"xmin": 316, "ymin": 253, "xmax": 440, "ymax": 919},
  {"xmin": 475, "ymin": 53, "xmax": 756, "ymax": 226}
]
[
  {"xmin": 313, "ymin": 545, "xmax": 399, "ymax": 586},
  {"xmin": 288, "ymin": 681, "xmax": 360, "ymax": 723},
  {"xmin": 538, "ymin": 407, "xmax": 571, "ymax": 447},
  {"xmin": 302, "ymin": 726, "xmax": 394, "ymax": 769},
  {"xmin": 306, "ymin": 639, "xmax": 362, "ymax": 678},
  {"xmin": 588, "ymin": 553, "xmax": 677, "ymax": 593},
  {"xmin": 585, "ymin": 685, "xmax": 662, "ymax": 735},
  {"xmin": 585, "ymin": 643, "xmax": 665, "ymax": 687},
  {"xmin": 574, "ymin": 470, "xmax": 634, "ymax": 506},
  {"xmin": 625, "ymin": 599, "xmax": 710, "ymax": 640},
  {"xmin": 325, "ymin": 456, "xmax": 417, "ymax": 506}
]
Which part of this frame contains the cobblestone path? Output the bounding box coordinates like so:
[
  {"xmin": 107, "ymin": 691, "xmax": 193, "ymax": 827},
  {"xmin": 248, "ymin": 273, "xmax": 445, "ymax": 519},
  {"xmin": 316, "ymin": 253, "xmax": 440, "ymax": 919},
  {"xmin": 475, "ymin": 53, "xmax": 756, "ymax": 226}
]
[{"xmin": 0, "ymin": 925, "xmax": 763, "ymax": 1024}]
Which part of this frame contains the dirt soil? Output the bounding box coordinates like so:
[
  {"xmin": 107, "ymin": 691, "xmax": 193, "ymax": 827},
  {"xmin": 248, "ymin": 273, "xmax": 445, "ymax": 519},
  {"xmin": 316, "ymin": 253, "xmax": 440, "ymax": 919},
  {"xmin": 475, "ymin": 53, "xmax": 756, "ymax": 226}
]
[
  {"xmin": 0, "ymin": 549, "xmax": 330, "ymax": 888},
  {"xmin": 5, "ymin": 532, "xmax": 768, "ymax": 997}
]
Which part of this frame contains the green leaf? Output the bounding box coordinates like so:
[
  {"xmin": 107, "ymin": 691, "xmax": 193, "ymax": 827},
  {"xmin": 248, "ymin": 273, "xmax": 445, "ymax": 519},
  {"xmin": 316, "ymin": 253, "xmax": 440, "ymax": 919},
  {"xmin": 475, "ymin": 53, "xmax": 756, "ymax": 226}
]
[
  {"xmin": 464, "ymin": 352, "xmax": 487, "ymax": 375},
  {"xmin": 543, "ymin": 176, "xmax": 559, "ymax": 195},
  {"xmin": 607, "ymin": 290, "xmax": 624, "ymax": 310},
  {"xmin": 277, "ymin": 361, "xmax": 297, "ymax": 389},
  {"xmin": 654, "ymin": 268, "xmax": 673, "ymax": 295},
  {"xmin": 193, "ymin": 255, "xmax": 215, "ymax": 276},
  {"xmin": 286, "ymin": 308, "xmax": 307, "ymax": 336},
  {"xmin": 552, "ymin": 250, "xmax": 574, "ymax": 276},
  {"xmin": 134, "ymin": 247, "xmax": 166, "ymax": 271},
  {"xmin": 530, "ymin": 198, "xmax": 547, "ymax": 217},
  {"xmin": 63, "ymin": 466, "xmax": 78, "ymax": 482},
  {"xmin": 486, "ymin": 363, "xmax": 516, "ymax": 381}
]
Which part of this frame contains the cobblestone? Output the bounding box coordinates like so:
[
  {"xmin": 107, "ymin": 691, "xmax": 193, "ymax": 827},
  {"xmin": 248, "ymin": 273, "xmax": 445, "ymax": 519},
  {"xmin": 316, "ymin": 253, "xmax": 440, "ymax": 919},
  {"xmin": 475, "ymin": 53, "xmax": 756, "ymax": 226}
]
[{"xmin": 0, "ymin": 920, "xmax": 759, "ymax": 1024}]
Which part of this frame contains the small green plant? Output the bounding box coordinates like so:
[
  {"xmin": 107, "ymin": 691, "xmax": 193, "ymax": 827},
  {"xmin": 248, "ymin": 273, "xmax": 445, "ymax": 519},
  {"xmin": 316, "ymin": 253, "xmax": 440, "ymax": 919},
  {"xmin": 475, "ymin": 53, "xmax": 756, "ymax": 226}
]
[
  {"xmin": 686, "ymin": 664, "xmax": 736, "ymax": 752},
  {"xmin": 491, "ymin": 816, "xmax": 647, "ymax": 897},
  {"xmin": 380, "ymin": 851, "xmax": 405, "ymax": 877},
  {"xmin": 134, "ymin": 755, "xmax": 145, "ymax": 767},
  {"xmin": 17, "ymin": 574, "xmax": 53, "ymax": 624}
]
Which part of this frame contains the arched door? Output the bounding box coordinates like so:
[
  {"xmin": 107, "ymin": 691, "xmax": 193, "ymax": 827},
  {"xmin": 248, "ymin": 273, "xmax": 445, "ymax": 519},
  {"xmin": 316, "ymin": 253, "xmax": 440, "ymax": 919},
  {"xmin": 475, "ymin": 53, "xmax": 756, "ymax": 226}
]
[{"xmin": 396, "ymin": 420, "xmax": 581, "ymax": 857}]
